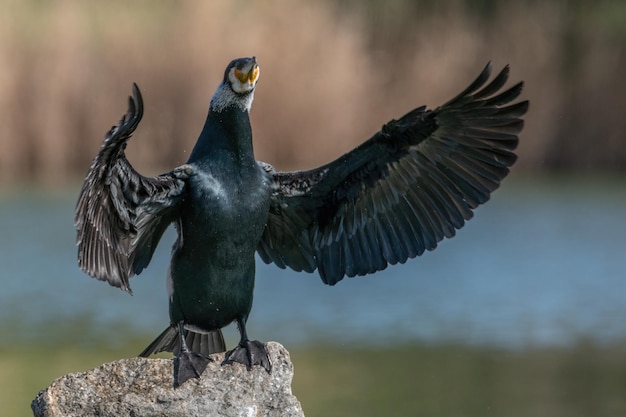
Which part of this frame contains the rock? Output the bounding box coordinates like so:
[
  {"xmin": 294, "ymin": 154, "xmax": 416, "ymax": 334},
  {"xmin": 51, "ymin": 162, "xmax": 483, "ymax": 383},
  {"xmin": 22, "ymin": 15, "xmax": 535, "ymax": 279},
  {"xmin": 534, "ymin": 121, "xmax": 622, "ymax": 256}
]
[{"xmin": 31, "ymin": 341, "xmax": 304, "ymax": 417}]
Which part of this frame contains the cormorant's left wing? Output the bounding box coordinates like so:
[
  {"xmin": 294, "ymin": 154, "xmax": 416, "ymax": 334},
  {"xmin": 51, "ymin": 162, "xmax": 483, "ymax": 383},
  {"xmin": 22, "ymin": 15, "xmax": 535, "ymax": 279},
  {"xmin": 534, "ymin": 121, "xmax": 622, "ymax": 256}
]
[
  {"xmin": 75, "ymin": 84, "xmax": 189, "ymax": 293},
  {"xmin": 258, "ymin": 63, "xmax": 528, "ymax": 285}
]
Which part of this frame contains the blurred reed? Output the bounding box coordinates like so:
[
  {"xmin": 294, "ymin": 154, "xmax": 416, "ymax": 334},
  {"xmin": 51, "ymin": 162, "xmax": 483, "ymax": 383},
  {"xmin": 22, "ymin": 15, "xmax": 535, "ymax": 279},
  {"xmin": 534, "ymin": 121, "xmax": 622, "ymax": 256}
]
[{"xmin": 0, "ymin": 0, "xmax": 624, "ymax": 185}]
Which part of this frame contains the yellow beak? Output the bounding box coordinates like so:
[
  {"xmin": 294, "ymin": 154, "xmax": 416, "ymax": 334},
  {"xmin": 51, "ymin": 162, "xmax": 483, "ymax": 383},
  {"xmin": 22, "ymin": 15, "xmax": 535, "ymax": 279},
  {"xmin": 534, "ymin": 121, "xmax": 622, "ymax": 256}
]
[{"xmin": 234, "ymin": 59, "xmax": 259, "ymax": 84}]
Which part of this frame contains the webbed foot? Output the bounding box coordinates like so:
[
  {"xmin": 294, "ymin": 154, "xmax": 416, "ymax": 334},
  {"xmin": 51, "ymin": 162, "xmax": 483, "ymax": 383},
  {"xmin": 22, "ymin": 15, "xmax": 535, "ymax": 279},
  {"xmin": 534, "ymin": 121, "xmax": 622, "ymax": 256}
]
[
  {"xmin": 223, "ymin": 339, "xmax": 271, "ymax": 372},
  {"xmin": 174, "ymin": 349, "xmax": 212, "ymax": 387}
]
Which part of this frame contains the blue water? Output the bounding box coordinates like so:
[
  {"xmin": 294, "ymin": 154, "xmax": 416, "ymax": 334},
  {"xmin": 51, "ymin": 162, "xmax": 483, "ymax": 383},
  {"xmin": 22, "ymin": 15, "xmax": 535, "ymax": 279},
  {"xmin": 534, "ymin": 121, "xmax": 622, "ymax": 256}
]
[{"xmin": 1, "ymin": 177, "xmax": 625, "ymax": 349}]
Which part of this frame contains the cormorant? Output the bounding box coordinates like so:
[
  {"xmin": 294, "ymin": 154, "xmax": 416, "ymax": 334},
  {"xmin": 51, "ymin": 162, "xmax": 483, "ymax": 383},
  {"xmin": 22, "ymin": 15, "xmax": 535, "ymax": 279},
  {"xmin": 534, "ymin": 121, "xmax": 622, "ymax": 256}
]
[{"xmin": 75, "ymin": 57, "xmax": 528, "ymax": 386}]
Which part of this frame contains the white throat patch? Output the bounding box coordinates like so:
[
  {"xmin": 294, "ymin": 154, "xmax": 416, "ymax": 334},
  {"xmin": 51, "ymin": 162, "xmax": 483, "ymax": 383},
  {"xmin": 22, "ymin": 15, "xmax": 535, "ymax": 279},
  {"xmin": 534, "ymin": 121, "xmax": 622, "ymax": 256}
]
[{"xmin": 210, "ymin": 82, "xmax": 255, "ymax": 113}]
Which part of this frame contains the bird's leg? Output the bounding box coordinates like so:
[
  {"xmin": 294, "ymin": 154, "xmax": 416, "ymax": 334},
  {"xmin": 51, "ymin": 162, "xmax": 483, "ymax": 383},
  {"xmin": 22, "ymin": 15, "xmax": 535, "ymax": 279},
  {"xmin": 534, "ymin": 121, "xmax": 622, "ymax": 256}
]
[
  {"xmin": 223, "ymin": 318, "xmax": 271, "ymax": 372},
  {"xmin": 173, "ymin": 322, "xmax": 212, "ymax": 387}
]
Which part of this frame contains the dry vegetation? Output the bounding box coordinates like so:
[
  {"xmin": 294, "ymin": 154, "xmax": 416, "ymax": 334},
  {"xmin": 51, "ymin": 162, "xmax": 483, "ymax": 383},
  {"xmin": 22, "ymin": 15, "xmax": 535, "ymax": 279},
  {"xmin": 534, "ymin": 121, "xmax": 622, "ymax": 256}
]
[{"xmin": 0, "ymin": 0, "xmax": 624, "ymax": 185}]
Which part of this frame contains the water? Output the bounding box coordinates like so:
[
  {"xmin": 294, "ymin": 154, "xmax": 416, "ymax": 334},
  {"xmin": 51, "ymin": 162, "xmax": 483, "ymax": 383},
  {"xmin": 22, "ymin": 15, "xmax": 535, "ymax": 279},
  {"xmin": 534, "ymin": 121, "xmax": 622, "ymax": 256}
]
[{"xmin": 1, "ymin": 177, "xmax": 625, "ymax": 349}]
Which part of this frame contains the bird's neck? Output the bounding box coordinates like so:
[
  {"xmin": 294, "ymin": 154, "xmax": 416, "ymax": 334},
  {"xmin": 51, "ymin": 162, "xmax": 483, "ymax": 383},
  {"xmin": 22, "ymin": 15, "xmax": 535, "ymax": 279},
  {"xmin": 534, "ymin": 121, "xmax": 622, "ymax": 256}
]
[{"xmin": 187, "ymin": 106, "xmax": 256, "ymax": 169}]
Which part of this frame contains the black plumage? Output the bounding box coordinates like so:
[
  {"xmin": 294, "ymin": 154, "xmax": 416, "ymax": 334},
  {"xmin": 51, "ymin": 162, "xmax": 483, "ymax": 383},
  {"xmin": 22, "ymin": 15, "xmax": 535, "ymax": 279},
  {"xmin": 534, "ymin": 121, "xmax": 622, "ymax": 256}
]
[
  {"xmin": 258, "ymin": 62, "xmax": 526, "ymax": 284},
  {"xmin": 75, "ymin": 58, "xmax": 527, "ymax": 386}
]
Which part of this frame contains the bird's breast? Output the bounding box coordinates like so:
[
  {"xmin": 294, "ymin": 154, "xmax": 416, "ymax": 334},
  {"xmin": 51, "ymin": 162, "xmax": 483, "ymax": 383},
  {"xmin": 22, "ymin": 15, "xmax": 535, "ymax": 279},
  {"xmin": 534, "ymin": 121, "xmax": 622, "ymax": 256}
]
[{"xmin": 179, "ymin": 167, "xmax": 271, "ymax": 265}]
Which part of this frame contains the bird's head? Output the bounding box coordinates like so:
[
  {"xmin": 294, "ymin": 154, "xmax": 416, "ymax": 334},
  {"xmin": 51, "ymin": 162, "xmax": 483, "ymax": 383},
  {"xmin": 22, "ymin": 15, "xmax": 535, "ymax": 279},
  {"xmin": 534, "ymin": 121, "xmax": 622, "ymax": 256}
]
[
  {"xmin": 225, "ymin": 57, "xmax": 260, "ymax": 94},
  {"xmin": 210, "ymin": 57, "xmax": 260, "ymax": 113}
]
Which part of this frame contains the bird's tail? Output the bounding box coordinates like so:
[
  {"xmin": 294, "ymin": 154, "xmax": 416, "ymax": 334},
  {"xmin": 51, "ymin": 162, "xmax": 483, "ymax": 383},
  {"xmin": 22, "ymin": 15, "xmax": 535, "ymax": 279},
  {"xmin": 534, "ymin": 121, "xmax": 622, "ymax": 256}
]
[{"xmin": 138, "ymin": 326, "xmax": 226, "ymax": 357}]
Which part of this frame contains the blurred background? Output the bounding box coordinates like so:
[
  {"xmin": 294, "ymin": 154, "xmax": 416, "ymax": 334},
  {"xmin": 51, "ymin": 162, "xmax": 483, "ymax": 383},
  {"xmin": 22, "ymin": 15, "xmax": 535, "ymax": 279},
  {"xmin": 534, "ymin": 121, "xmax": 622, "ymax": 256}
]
[{"xmin": 1, "ymin": 0, "xmax": 625, "ymax": 416}]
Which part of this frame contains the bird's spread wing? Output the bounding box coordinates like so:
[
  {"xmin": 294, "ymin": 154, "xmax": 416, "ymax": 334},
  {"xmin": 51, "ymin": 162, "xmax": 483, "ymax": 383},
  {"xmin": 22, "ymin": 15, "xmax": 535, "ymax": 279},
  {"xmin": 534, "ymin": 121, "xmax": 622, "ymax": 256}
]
[
  {"xmin": 258, "ymin": 63, "xmax": 528, "ymax": 285},
  {"xmin": 75, "ymin": 84, "xmax": 189, "ymax": 292}
]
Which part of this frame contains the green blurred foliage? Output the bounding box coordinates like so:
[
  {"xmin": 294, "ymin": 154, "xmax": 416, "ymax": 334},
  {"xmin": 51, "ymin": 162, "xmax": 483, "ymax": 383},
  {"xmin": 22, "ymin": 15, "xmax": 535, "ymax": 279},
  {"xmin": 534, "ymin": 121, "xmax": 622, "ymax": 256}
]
[{"xmin": 6, "ymin": 342, "xmax": 626, "ymax": 417}]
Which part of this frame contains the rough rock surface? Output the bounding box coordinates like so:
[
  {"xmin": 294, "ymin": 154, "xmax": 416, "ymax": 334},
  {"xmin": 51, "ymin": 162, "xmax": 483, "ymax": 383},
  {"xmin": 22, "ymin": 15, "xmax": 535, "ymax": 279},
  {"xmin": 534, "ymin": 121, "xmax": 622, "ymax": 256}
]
[{"xmin": 31, "ymin": 341, "xmax": 304, "ymax": 417}]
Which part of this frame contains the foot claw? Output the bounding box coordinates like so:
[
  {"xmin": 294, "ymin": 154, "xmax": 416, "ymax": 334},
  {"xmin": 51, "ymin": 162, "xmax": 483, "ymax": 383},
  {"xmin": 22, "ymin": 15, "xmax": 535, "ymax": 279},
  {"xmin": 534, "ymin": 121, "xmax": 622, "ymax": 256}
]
[
  {"xmin": 223, "ymin": 340, "xmax": 271, "ymax": 372},
  {"xmin": 174, "ymin": 350, "xmax": 212, "ymax": 387}
]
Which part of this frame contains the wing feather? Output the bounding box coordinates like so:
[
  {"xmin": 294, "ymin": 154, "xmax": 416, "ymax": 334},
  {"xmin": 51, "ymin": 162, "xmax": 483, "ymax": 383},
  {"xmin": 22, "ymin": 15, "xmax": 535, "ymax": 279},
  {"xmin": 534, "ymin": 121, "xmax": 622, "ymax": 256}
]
[
  {"xmin": 75, "ymin": 84, "xmax": 188, "ymax": 292},
  {"xmin": 259, "ymin": 63, "xmax": 528, "ymax": 285}
]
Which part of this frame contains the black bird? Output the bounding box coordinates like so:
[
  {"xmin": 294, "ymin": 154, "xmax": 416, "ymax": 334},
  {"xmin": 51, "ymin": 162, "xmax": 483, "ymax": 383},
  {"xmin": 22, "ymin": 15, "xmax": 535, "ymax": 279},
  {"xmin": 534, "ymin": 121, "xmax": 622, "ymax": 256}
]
[{"xmin": 75, "ymin": 57, "xmax": 528, "ymax": 386}]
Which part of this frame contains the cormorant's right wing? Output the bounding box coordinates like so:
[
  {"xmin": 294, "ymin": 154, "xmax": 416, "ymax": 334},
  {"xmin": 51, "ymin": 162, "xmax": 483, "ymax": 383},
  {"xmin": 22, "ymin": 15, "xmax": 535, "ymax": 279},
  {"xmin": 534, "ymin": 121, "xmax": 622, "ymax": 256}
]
[{"xmin": 75, "ymin": 84, "xmax": 189, "ymax": 293}]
